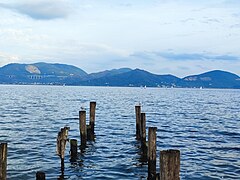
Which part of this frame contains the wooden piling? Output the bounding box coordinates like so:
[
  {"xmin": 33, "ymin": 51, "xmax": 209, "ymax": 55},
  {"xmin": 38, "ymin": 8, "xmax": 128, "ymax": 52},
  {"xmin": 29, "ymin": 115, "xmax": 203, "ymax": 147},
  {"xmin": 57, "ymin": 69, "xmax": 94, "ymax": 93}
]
[
  {"xmin": 0, "ymin": 143, "xmax": 7, "ymax": 180},
  {"xmin": 79, "ymin": 110, "xmax": 87, "ymax": 148},
  {"xmin": 160, "ymin": 149, "xmax": 180, "ymax": 180},
  {"xmin": 89, "ymin": 101, "xmax": 96, "ymax": 135},
  {"xmin": 135, "ymin": 105, "xmax": 141, "ymax": 140},
  {"xmin": 140, "ymin": 113, "xmax": 146, "ymax": 144},
  {"xmin": 148, "ymin": 127, "xmax": 157, "ymax": 180},
  {"xmin": 36, "ymin": 171, "xmax": 45, "ymax": 180},
  {"xmin": 56, "ymin": 127, "xmax": 69, "ymax": 173},
  {"xmin": 57, "ymin": 127, "xmax": 69, "ymax": 159},
  {"xmin": 70, "ymin": 139, "xmax": 78, "ymax": 159}
]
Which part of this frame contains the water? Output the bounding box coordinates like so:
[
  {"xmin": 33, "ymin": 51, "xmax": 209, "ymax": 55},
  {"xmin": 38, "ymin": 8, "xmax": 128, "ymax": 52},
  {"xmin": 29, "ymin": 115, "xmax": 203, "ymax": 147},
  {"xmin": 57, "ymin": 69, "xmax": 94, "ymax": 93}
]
[{"xmin": 0, "ymin": 85, "xmax": 239, "ymax": 179}]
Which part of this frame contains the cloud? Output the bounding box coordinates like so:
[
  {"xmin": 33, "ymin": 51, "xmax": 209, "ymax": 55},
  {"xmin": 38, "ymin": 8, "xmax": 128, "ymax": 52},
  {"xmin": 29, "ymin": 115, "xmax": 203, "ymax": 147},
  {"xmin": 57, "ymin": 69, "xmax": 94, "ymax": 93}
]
[
  {"xmin": 129, "ymin": 51, "xmax": 240, "ymax": 61},
  {"xmin": 153, "ymin": 52, "xmax": 240, "ymax": 61},
  {"xmin": 0, "ymin": 0, "xmax": 71, "ymax": 20},
  {"xmin": 130, "ymin": 52, "xmax": 156, "ymax": 60},
  {"xmin": 0, "ymin": 51, "xmax": 20, "ymax": 67}
]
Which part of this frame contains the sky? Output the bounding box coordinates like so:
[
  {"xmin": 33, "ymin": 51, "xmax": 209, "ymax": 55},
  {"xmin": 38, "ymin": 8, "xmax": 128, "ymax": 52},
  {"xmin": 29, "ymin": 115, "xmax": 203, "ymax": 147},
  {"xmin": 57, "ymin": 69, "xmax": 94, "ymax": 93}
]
[{"xmin": 0, "ymin": 0, "xmax": 240, "ymax": 77}]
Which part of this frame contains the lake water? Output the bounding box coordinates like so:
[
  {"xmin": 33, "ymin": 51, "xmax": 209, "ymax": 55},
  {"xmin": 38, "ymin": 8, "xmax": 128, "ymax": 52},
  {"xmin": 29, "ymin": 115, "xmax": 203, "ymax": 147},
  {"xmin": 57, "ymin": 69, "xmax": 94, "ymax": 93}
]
[{"xmin": 0, "ymin": 85, "xmax": 239, "ymax": 179}]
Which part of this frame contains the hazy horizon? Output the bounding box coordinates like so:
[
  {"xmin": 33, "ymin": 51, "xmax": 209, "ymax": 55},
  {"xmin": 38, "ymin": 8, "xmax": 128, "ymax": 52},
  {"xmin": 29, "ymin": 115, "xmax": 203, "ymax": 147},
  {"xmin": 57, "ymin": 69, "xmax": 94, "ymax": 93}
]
[{"xmin": 1, "ymin": 0, "xmax": 240, "ymax": 77}]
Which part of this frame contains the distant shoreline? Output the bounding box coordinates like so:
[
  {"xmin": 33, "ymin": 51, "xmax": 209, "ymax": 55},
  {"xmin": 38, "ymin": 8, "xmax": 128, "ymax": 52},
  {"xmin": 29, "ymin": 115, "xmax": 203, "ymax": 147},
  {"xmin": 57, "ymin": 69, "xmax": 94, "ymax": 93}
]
[{"xmin": 0, "ymin": 83, "xmax": 239, "ymax": 90}]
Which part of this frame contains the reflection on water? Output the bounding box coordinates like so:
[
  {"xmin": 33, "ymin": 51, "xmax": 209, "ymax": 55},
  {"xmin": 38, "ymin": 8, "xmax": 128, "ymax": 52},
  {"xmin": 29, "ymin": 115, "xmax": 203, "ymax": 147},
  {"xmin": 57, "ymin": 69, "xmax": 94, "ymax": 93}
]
[{"xmin": 0, "ymin": 85, "xmax": 239, "ymax": 179}]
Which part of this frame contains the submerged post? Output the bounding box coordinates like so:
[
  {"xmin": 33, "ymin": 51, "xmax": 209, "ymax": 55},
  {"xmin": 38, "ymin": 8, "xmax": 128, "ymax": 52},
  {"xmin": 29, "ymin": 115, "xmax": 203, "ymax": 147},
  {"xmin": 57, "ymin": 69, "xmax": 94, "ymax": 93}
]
[
  {"xmin": 70, "ymin": 139, "xmax": 78, "ymax": 160},
  {"xmin": 135, "ymin": 105, "xmax": 141, "ymax": 140},
  {"xmin": 79, "ymin": 110, "xmax": 87, "ymax": 148},
  {"xmin": 36, "ymin": 171, "xmax": 46, "ymax": 180},
  {"xmin": 148, "ymin": 127, "xmax": 157, "ymax": 180},
  {"xmin": 0, "ymin": 143, "xmax": 7, "ymax": 180},
  {"xmin": 160, "ymin": 150, "xmax": 180, "ymax": 180},
  {"xmin": 90, "ymin": 101, "xmax": 96, "ymax": 135}
]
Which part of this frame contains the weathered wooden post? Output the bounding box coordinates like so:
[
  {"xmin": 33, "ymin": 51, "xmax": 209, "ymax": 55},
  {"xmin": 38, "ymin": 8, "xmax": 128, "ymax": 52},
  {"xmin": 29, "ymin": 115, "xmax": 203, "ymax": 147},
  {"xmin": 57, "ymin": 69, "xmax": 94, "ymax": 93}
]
[
  {"xmin": 135, "ymin": 104, "xmax": 141, "ymax": 140},
  {"xmin": 56, "ymin": 127, "xmax": 69, "ymax": 174},
  {"xmin": 70, "ymin": 139, "xmax": 78, "ymax": 161},
  {"xmin": 0, "ymin": 143, "xmax": 7, "ymax": 180},
  {"xmin": 79, "ymin": 110, "xmax": 87, "ymax": 149},
  {"xmin": 36, "ymin": 171, "xmax": 46, "ymax": 180},
  {"xmin": 140, "ymin": 113, "xmax": 147, "ymax": 156},
  {"xmin": 148, "ymin": 127, "xmax": 157, "ymax": 180},
  {"xmin": 89, "ymin": 101, "xmax": 96, "ymax": 135},
  {"xmin": 160, "ymin": 149, "xmax": 180, "ymax": 180},
  {"xmin": 140, "ymin": 113, "xmax": 146, "ymax": 145}
]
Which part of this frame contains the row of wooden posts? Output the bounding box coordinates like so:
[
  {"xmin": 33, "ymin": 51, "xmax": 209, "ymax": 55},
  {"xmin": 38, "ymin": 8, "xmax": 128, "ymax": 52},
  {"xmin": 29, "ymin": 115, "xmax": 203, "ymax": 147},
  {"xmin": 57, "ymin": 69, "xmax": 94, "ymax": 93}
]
[
  {"xmin": 1, "ymin": 102, "xmax": 180, "ymax": 180},
  {"xmin": 135, "ymin": 105, "xmax": 180, "ymax": 180},
  {"xmin": 36, "ymin": 101, "xmax": 97, "ymax": 180}
]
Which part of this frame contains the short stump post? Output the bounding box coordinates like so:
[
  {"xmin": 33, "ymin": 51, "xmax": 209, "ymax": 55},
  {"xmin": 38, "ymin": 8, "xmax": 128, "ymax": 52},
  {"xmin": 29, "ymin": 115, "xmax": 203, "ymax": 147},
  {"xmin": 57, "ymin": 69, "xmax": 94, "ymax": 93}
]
[
  {"xmin": 36, "ymin": 171, "xmax": 45, "ymax": 180},
  {"xmin": 160, "ymin": 149, "xmax": 180, "ymax": 180},
  {"xmin": 70, "ymin": 139, "xmax": 78, "ymax": 160}
]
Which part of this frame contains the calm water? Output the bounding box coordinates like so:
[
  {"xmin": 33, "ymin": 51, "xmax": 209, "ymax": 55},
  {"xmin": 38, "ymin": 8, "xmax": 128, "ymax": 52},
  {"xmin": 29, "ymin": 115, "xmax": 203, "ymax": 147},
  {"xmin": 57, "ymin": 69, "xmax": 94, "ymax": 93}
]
[{"xmin": 0, "ymin": 85, "xmax": 239, "ymax": 179}]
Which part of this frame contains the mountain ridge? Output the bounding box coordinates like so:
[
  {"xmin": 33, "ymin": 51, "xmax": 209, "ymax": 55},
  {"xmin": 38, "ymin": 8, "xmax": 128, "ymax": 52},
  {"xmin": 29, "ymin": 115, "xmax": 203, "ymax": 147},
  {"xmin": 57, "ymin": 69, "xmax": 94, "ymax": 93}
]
[{"xmin": 0, "ymin": 62, "xmax": 239, "ymax": 89}]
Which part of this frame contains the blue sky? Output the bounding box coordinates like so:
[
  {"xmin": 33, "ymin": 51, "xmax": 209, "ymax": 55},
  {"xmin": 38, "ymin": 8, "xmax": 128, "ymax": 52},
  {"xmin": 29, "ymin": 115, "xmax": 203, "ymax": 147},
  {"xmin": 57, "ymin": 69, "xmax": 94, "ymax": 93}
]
[{"xmin": 0, "ymin": 0, "xmax": 240, "ymax": 77}]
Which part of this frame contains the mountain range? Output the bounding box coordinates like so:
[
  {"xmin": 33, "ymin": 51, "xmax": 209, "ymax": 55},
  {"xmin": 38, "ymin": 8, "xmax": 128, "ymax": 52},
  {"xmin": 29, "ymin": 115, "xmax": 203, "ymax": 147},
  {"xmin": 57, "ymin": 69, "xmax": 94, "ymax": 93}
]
[{"xmin": 0, "ymin": 62, "xmax": 240, "ymax": 89}]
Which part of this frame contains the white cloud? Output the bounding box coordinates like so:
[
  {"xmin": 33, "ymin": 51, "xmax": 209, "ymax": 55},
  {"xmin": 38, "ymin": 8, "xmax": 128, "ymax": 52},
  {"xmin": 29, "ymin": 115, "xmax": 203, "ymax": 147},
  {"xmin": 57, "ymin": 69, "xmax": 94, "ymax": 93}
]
[
  {"xmin": 0, "ymin": 0, "xmax": 72, "ymax": 20},
  {"xmin": 0, "ymin": 51, "xmax": 21, "ymax": 66},
  {"xmin": 0, "ymin": 0, "xmax": 240, "ymax": 76}
]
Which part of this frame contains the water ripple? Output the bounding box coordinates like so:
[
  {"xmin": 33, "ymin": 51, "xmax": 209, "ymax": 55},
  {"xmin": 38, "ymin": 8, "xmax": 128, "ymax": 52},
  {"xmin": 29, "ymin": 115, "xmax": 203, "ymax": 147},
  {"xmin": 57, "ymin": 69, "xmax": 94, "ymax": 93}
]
[{"xmin": 0, "ymin": 86, "xmax": 239, "ymax": 179}]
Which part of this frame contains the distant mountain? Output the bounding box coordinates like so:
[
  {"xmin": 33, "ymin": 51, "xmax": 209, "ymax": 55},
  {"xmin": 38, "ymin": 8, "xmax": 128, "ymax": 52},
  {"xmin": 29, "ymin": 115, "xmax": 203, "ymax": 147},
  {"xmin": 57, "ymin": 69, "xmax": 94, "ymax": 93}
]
[
  {"xmin": 0, "ymin": 62, "xmax": 240, "ymax": 88},
  {"xmin": 0, "ymin": 62, "xmax": 87, "ymax": 84},
  {"xmin": 76, "ymin": 68, "xmax": 181, "ymax": 87},
  {"xmin": 82, "ymin": 68, "xmax": 132, "ymax": 80},
  {"xmin": 181, "ymin": 70, "xmax": 240, "ymax": 88},
  {"xmin": 0, "ymin": 62, "xmax": 87, "ymax": 76}
]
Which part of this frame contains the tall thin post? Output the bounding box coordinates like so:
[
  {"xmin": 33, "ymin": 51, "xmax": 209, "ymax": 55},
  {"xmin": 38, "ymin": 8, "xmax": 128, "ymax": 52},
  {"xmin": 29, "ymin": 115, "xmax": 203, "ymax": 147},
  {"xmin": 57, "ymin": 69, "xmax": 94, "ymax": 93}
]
[
  {"xmin": 160, "ymin": 150, "xmax": 180, "ymax": 180},
  {"xmin": 140, "ymin": 113, "xmax": 146, "ymax": 144},
  {"xmin": 140, "ymin": 113, "xmax": 147, "ymax": 156},
  {"xmin": 135, "ymin": 105, "xmax": 141, "ymax": 140},
  {"xmin": 36, "ymin": 171, "xmax": 46, "ymax": 180},
  {"xmin": 148, "ymin": 127, "xmax": 157, "ymax": 180},
  {"xmin": 90, "ymin": 101, "xmax": 96, "ymax": 135},
  {"xmin": 79, "ymin": 110, "xmax": 87, "ymax": 148},
  {"xmin": 0, "ymin": 143, "xmax": 7, "ymax": 180}
]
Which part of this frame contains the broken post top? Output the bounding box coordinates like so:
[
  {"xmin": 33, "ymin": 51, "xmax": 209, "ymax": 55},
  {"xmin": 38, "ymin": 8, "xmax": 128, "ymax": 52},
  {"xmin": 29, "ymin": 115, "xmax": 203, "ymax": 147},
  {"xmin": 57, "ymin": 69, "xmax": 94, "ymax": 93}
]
[
  {"xmin": 90, "ymin": 101, "xmax": 96, "ymax": 105},
  {"xmin": 161, "ymin": 149, "xmax": 180, "ymax": 155},
  {"xmin": 149, "ymin": 127, "xmax": 157, "ymax": 131}
]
